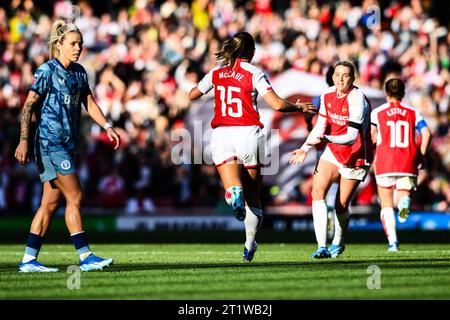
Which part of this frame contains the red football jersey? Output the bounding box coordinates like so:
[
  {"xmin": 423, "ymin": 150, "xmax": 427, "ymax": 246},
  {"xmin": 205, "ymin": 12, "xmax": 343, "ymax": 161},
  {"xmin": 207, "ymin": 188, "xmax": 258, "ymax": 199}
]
[
  {"xmin": 371, "ymin": 101, "xmax": 426, "ymax": 176},
  {"xmin": 197, "ymin": 58, "xmax": 272, "ymax": 128},
  {"xmin": 320, "ymin": 85, "xmax": 373, "ymax": 166}
]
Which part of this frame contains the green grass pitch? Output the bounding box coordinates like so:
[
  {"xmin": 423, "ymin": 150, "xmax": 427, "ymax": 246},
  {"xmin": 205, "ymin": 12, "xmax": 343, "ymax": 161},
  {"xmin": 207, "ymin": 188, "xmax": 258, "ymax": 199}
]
[{"xmin": 1, "ymin": 243, "xmax": 450, "ymax": 299}]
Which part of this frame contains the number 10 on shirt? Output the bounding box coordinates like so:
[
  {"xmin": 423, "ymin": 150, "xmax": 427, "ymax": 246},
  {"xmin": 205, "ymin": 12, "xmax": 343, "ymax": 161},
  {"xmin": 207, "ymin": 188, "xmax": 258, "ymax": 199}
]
[{"xmin": 386, "ymin": 120, "xmax": 409, "ymax": 148}]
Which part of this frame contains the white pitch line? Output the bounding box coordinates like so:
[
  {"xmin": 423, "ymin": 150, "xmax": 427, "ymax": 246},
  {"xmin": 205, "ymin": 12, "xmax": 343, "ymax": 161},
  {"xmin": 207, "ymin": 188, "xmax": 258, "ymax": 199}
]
[
  {"xmin": 0, "ymin": 251, "xmax": 240, "ymax": 255},
  {"xmin": 397, "ymin": 250, "xmax": 450, "ymax": 254},
  {"xmin": 1, "ymin": 250, "xmax": 450, "ymax": 255}
]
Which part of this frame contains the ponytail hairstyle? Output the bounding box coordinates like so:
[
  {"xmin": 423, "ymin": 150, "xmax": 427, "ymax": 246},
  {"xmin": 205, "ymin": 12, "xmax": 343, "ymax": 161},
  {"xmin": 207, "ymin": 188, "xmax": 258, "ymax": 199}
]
[
  {"xmin": 48, "ymin": 20, "xmax": 82, "ymax": 59},
  {"xmin": 384, "ymin": 78, "xmax": 405, "ymax": 100},
  {"xmin": 215, "ymin": 32, "xmax": 256, "ymax": 67}
]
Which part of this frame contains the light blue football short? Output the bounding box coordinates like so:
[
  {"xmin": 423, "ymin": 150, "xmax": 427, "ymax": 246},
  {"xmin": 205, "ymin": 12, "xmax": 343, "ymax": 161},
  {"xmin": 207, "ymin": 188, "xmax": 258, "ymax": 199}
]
[{"xmin": 36, "ymin": 150, "xmax": 77, "ymax": 182}]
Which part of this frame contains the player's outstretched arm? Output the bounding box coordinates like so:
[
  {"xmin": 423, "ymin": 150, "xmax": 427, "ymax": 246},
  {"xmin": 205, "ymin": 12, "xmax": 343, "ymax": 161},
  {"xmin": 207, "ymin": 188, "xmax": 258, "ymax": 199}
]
[
  {"xmin": 289, "ymin": 149, "xmax": 307, "ymax": 165},
  {"xmin": 188, "ymin": 87, "xmax": 204, "ymax": 101},
  {"xmin": 263, "ymin": 91, "xmax": 317, "ymax": 114},
  {"xmin": 14, "ymin": 91, "xmax": 41, "ymax": 165},
  {"xmin": 85, "ymin": 94, "xmax": 121, "ymax": 150},
  {"xmin": 289, "ymin": 114, "xmax": 327, "ymax": 166}
]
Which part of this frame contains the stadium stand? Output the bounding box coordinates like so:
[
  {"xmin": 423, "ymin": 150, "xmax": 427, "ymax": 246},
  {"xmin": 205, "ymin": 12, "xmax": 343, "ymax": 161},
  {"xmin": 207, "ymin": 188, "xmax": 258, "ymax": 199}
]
[{"xmin": 0, "ymin": 0, "xmax": 448, "ymax": 217}]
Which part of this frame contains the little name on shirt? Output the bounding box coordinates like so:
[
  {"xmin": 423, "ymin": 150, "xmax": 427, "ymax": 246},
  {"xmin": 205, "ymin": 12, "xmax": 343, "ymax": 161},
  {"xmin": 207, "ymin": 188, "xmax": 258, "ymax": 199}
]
[
  {"xmin": 219, "ymin": 71, "xmax": 245, "ymax": 81},
  {"xmin": 387, "ymin": 108, "xmax": 407, "ymax": 117}
]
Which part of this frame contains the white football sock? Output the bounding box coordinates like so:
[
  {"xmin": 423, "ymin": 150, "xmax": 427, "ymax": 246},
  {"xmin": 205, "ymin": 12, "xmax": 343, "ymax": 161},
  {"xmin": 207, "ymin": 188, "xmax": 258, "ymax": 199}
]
[
  {"xmin": 312, "ymin": 200, "xmax": 328, "ymax": 248},
  {"xmin": 244, "ymin": 207, "xmax": 262, "ymax": 250},
  {"xmin": 332, "ymin": 210, "xmax": 350, "ymax": 246},
  {"xmin": 380, "ymin": 207, "xmax": 397, "ymax": 244}
]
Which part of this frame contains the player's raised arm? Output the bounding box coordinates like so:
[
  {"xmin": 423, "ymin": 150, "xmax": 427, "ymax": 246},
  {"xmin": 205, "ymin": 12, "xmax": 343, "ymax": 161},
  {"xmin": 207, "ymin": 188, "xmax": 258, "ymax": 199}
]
[
  {"xmin": 14, "ymin": 91, "xmax": 41, "ymax": 164},
  {"xmin": 84, "ymin": 94, "xmax": 121, "ymax": 150}
]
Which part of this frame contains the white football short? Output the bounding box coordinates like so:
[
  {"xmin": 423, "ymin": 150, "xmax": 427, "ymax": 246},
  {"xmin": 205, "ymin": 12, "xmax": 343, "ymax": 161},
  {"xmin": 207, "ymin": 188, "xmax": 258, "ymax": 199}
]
[
  {"xmin": 210, "ymin": 125, "xmax": 266, "ymax": 168},
  {"xmin": 375, "ymin": 175, "xmax": 417, "ymax": 190},
  {"xmin": 320, "ymin": 146, "xmax": 370, "ymax": 181}
]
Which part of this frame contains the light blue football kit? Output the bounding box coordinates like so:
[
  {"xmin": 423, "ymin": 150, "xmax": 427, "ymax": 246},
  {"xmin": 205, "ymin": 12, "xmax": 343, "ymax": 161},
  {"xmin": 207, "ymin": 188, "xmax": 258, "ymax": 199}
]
[
  {"xmin": 19, "ymin": 58, "xmax": 114, "ymax": 273},
  {"xmin": 30, "ymin": 58, "xmax": 91, "ymax": 182}
]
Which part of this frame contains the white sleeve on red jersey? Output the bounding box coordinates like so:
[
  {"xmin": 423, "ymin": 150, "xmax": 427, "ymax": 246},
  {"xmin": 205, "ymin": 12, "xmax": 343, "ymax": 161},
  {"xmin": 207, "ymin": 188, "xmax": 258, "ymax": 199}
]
[
  {"xmin": 413, "ymin": 108, "xmax": 428, "ymax": 132},
  {"xmin": 197, "ymin": 68, "xmax": 215, "ymax": 94},
  {"xmin": 399, "ymin": 103, "xmax": 428, "ymax": 132},
  {"xmin": 300, "ymin": 115, "xmax": 327, "ymax": 152},
  {"xmin": 300, "ymin": 94, "xmax": 327, "ymax": 152},
  {"xmin": 415, "ymin": 109, "xmax": 424, "ymax": 124},
  {"xmin": 252, "ymin": 69, "xmax": 273, "ymax": 97},
  {"xmin": 370, "ymin": 106, "xmax": 381, "ymax": 146},
  {"xmin": 324, "ymin": 127, "xmax": 359, "ymax": 145},
  {"xmin": 347, "ymin": 88, "xmax": 370, "ymax": 126},
  {"xmin": 318, "ymin": 93, "xmax": 327, "ymax": 117}
]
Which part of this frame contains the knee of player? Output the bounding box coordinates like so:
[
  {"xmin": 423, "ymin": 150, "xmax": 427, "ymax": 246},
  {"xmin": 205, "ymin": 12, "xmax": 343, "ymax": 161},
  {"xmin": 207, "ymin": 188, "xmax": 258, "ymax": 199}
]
[
  {"xmin": 66, "ymin": 191, "xmax": 83, "ymax": 206},
  {"xmin": 311, "ymin": 187, "xmax": 326, "ymax": 201},
  {"xmin": 42, "ymin": 200, "xmax": 60, "ymax": 214}
]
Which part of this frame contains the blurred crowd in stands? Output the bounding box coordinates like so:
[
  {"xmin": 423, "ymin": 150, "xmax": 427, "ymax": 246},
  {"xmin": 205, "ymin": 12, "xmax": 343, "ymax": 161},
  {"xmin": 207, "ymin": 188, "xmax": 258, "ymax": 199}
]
[{"xmin": 0, "ymin": 0, "xmax": 449, "ymax": 215}]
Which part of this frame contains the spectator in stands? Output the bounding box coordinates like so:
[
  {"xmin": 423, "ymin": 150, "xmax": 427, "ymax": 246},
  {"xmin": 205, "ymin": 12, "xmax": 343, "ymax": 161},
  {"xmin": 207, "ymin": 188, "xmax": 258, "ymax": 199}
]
[{"xmin": 0, "ymin": 0, "xmax": 448, "ymax": 215}]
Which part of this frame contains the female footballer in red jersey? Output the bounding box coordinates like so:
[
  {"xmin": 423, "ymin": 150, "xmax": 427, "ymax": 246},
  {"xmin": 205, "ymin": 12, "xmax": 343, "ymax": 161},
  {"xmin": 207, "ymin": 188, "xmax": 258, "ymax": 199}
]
[
  {"xmin": 189, "ymin": 32, "xmax": 316, "ymax": 261},
  {"xmin": 290, "ymin": 61, "xmax": 373, "ymax": 259},
  {"xmin": 371, "ymin": 78, "xmax": 431, "ymax": 252}
]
